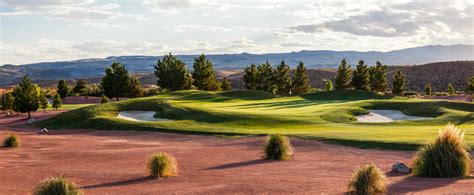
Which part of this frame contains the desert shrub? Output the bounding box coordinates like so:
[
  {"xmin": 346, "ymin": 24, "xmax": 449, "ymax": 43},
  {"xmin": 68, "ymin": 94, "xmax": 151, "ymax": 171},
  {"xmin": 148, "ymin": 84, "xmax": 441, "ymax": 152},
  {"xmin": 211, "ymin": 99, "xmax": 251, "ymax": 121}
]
[
  {"xmin": 403, "ymin": 91, "xmax": 418, "ymax": 96},
  {"xmin": 34, "ymin": 176, "xmax": 82, "ymax": 195},
  {"xmin": 3, "ymin": 134, "xmax": 20, "ymax": 147},
  {"xmin": 347, "ymin": 164, "xmax": 387, "ymax": 194},
  {"xmin": 148, "ymin": 152, "xmax": 178, "ymax": 178},
  {"xmin": 101, "ymin": 95, "xmax": 109, "ymax": 104},
  {"xmin": 412, "ymin": 123, "xmax": 471, "ymax": 178},
  {"xmin": 263, "ymin": 134, "xmax": 294, "ymax": 160}
]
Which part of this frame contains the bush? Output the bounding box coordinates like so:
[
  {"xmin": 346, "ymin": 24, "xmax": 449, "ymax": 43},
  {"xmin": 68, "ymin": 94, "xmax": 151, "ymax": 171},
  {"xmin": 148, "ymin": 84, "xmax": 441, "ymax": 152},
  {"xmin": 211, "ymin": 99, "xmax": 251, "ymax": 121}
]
[
  {"xmin": 263, "ymin": 134, "xmax": 294, "ymax": 160},
  {"xmin": 101, "ymin": 95, "xmax": 109, "ymax": 104},
  {"xmin": 412, "ymin": 123, "xmax": 471, "ymax": 178},
  {"xmin": 148, "ymin": 152, "xmax": 178, "ymax": 178},
  {"xmin": 34, "ymin": 176, "xmax": 82, "ymax": 195},
  {"xmin": 347, "ymin": 164, "xmax": 387, "ymax": 194},
  {"xmin": 3, "ymin": 134, "xmax": 20, "ymax": 147}
]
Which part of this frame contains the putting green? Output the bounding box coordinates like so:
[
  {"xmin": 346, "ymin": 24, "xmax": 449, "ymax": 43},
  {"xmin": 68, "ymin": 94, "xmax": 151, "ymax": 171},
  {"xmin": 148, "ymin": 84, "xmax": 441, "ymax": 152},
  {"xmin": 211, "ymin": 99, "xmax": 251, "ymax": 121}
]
[{"xmin": 39, "ymin": 90, "xmax": 474, "ymax": 150}]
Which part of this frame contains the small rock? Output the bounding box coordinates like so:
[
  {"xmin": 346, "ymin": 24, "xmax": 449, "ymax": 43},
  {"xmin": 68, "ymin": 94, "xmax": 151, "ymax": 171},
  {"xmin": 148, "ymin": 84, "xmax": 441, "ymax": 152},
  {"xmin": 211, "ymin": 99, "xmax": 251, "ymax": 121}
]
[
  {"xmin": 27, "ymin": 118, "xmax": 36, "ymax": 125},
  {"xmin": 39, "ymin": 128, "xmax": 48, "ymax": 134},
  {"xmin": 391, "ymin": 161, "xmax": 411, "ymax": 173}
]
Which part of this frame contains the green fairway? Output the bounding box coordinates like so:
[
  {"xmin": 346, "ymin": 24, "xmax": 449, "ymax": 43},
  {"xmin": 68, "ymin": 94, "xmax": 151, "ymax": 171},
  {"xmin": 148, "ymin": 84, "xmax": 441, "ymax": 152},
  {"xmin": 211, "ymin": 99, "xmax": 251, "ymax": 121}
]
[
  {"xmin": 45, "ymin": 104, "xmax": 95, "ymax": 111},
  {"xmin": 39, "ymin": 90, "xmax": 474, "ymax": 150}
]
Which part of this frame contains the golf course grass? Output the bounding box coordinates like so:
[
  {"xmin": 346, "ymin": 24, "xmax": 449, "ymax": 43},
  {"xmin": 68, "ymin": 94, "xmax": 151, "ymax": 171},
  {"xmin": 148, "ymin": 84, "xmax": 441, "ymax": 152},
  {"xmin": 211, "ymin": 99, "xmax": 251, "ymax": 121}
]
[{"xmin": 39, "ymin": 90, "xmax": 474, "ymax": 150}]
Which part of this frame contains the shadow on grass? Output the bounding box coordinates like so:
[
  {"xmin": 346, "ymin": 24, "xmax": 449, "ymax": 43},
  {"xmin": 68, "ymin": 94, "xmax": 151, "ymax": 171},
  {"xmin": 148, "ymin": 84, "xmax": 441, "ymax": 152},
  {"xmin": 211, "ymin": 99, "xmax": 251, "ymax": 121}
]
[
  {"xmin": 387, "ymin": 175, "xmax": 461, "ymax": 193},
  {"xmin": 83, "ymin": 176, "xmax": 153, "ymax": 189},
  {"xmin": 204, "ymin": 159, "xmax": 271, "ymax": 170},
  {"xmin": 295, "ymin": 135, "xmax": 422, "ymax": 151}
]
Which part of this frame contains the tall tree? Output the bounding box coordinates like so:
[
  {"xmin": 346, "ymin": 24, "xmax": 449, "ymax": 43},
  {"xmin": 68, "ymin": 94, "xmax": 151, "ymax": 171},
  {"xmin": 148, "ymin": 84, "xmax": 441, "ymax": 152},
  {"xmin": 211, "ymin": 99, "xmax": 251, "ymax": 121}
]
[
  {"xmin": 192, "ymin": 54, "xmax": 219, "ymax": 91},
  {"xmin": 1, "ymin": 93, "xmax": 5, "ymax": 113},
  {"xmin": 13, "ymin": 76, "xmax": 40, "ymax": 119},
  {"xmin": 57, "ymin": 80, "xmax": 69, "ymax": 99},
  {"xmin": 154, "ymin": 53, "xmax": 190, "ymax": 91},
  {"xmin": 351, "ymin": 60, "xmax": 370, "ymax": 90},
  {"xmin": 369, "ymin": 61, "xmax": 388, "ymax": 92},
  {"xmin": 52, "ymin": 94, "xmax": 62, "ymax": 110},
  {"xmin": 257, "ymin": 61, "xmax": 274, "ymax": 92},
  {"xmin": 243, "ymin": 64, "xmax": 259, "ymax": 90},
  {"xmin": 325, "ymin": 80, "xmax": 333, "ymax": 92},
  {"xmin": 392, "ymin": 70, "xmax": 406, "ymax": 96},
  {"xmin": 273, "ymin": 60, "xmax": 292, "ymax": 94},
  {"xmin": 3, "ymin": 93, "xmax": 14, "ymax": 116},
  {"xmin": 128, "ymin": 76, "xmax": 144, "ymax": 98},
  {"xmin": 335, "ymin": 58, "xmax": 352, "ymax": 90},
  {"xmin": 221, "ymin": 77, "xmax": 231, "ymax": 91},
  {"xmin": 39, "ymin": 91, "xmax": 48, "ymax": 113},
  {"xmin": 101, "ymin": 62, "xmax": 131, "ymax": 101},
  {"xmin": 447, "ymin": 83, "xmax": 455, "ymax": 95},
  {"xmin": 467, "ymin": 77, "xmax": 474, "ymax": 93},
  {"xmin": 292, "ymin": 61, "xmax": 310, "ymax": 94},
  {"xmin": 425, "ymin": 83, "xmax": 432, "ymax": 96},
  {"xmin": 73, "ymin": 79, "xmax": 88, "ymax": 94}
]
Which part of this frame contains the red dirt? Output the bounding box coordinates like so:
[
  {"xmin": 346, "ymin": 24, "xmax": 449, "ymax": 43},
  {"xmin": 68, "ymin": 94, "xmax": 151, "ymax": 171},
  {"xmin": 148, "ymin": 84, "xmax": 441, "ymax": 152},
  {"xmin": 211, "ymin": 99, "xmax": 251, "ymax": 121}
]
[
  {"xmin": 0, "ymin": 112, "xmax": 473, "ymax": 194},
  {"xmin": 62, "ymin": 96, "xmax": 127, "ymax": 104},
  {"xmin": 424, "ymin": 94, "xmax": 472, "ymax": 102}
]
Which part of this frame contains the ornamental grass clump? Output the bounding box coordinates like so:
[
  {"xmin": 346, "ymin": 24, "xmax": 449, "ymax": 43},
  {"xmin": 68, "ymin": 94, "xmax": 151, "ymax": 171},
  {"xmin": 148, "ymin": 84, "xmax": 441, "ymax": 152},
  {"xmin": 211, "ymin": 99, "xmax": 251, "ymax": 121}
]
[
  {"xmin": 347, "ymin": 164, "xmax": 387, "ymax": 195},
  {"xmin": 263, "ymin": 134, "xmax": 294, "ymax": 160},
  {"xmin": 148, "ymin": 152, "xmax": 178, "ymax": 178},
  {"xmin": 34, "ymin": 176, "xmax": 82, "ymax": 195},
  {"xmin": 3, "ymin": 134, "xmax": 20, "ymax": 147},
  {"xmin": 412, "ymin": 123, "xmax": 471, "ymax": 178}
]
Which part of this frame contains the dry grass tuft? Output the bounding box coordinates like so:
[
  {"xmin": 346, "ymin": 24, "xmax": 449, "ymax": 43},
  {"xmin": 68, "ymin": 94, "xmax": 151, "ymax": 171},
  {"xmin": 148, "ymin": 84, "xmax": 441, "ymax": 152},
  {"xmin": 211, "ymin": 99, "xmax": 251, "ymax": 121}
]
[
  {"xmin": 148, "ymin": 152, "xmax": 178, "ymax": 178},
  {"xmin": 3, "ymin": 134, "xmax": 20, "ymax": 147},
  {"xmin": 264, "ymin": 134, "xmax": 294, "ymax": 160},
  {"xmin": 34, "ymin": 176, "xmax": 82, "ymax": 195},
  {"xmin": 347, "ymin": 164, "xmax": 387, "ymax": 194}
]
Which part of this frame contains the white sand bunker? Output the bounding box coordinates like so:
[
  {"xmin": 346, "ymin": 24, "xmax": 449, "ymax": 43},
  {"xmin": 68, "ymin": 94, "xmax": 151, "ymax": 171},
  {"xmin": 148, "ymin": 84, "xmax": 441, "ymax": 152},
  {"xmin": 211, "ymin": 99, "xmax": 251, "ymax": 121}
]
[
  {"xmin": 356, "ymin": 110, "xmax": 433, "ymax": 123},
  {"xmin": 117, "ymin": 111, "xmax": 172, "ymax": 122}
]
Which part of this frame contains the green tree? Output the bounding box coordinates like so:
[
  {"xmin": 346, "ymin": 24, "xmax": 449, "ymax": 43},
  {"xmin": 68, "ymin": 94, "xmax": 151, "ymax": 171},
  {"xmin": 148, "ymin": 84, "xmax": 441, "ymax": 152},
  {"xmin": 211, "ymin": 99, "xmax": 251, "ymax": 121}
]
[
  {"xmin": 52, "ymin": 94, "xmax": 62, "ymax": 110},
  {"xmin": 13, "ymin": 76, "xmax": 40, "ymax": 118},
  {"xmin": 101, "ymin": 62, "xmax": 131, "ymax": 101},
  {"xmin": 128, "ymin": 76, "xmax": 144, "ymax": 98},
  {"xmin": 39, "ymin": 92, "xmax": 48, "ymax": 113},
  {"xmin": 273, "ymin": 60, "xmax": 292, "ymax": 94},
  {"xmin": 1, "ymin": 93, "xmax": 5, "ymax": 113},
  {"xmin": 184, "ymin": 73, "xmax": 194, "ymax": 90},
  {"xmin": 3, "ymin": 93, "xmax": 14, "ymax": 116},
  {"xmin": 392, "ymin": 70, "xmax": 406, "ymax": 96},
  {"xmin": 257, "ymin": 61, "xmax": 274, "ymax": 92},
  {"xmin": 369, "ymin": 61, "xmax": 388, "ymax": 92},
  {"xmin": 425, "ymin": 83, "xmax": 432, "ymax": 96},
  {"xmin": 467, "ymin": 77, "xmax": 474, "ymax": 93},
  {"xmin": 154, "ymin": 53, "xmax": 190, "ymax": 91},
  {"xmin": 101, "ymin": 94, "xmax": 109, "ymax": 104},
  {"xmin": 73, "ymin": 79, "xmax": 88, "ymax": 94},
  {"xmin": 325, "ymin": 80, "xmax": 333, "ymax": 92},
  {"xmin": 335, "ymin": 58, "xmax": 352, "ymax": 90},
  {"xmin": 57, "ymin": 80, "xmax": 69, "ymax": 99},
  {"xmin": 192, "ymin": 54, "xmax": 219, "ymax": 91},
  {"xmin": 243, "ymin": 64, "xmax": 259, "ymax": 90},
  {"xmin": 447, "ymin": 83, "xmax": 455, "ymax": 95},
  {"xmin": 351, "ymin": 60, "xmax": 370, "ymax": 90},
  {"xmin": 221, "ymin": 77, "xmax": 231, "ymax": 91},
  {"xmin": 292, "ymin": 61, "xmax": 310, "ymax": 94}
]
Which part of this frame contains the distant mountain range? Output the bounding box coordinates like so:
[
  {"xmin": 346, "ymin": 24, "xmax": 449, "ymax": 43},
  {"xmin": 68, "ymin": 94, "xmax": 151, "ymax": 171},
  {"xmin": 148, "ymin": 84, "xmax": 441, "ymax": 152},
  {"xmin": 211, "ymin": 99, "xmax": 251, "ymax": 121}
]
[{"xmin": 1, "ymin": 44, "xmax": 473, "ymax": 86}]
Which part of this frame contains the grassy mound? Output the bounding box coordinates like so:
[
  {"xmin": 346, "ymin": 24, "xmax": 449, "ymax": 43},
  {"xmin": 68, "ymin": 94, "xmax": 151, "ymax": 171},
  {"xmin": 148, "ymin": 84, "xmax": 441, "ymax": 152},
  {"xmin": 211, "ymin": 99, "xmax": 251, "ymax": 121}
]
[
  {"xmin": 3, "ymin": 134, "xmax": 20, "ymax": 147},
  {"xmin": 412, "ymin": 123, "xmax": 471, "ymax": 178},
  {"xmin": 34, "ymin": 176, "xmax": 82, "ymax": 195},
  {"xmin": 302, "ymin": 90, "xmax": 390, "ymax": 101},
  {"xmin": 347, "ymin": 164, "xmax": 387, "ymax": 194},
  {"xmin": 219, "ymin": 90, "xmax": 275, "ymax": 100},
  {"xmin": 264, "ymin": 134, "xmax": 294, "ymax": 160},
  {"xmin": 148, "ymin": 152, "xmax": 178, "ymax": 178}
]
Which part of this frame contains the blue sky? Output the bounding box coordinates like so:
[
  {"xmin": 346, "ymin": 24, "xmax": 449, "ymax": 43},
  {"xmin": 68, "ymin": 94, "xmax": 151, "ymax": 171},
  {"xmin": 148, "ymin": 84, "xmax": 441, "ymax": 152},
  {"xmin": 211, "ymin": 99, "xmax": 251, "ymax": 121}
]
[{"xmin": 0, "ymin": 0, "xmax": 473, "ymax": 65}]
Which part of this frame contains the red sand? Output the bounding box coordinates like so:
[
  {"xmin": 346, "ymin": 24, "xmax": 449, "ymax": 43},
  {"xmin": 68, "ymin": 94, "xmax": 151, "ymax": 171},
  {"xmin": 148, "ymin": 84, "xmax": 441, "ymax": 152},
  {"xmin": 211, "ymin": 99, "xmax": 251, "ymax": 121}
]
[{"xmin": 0, "ymin": 111, "xmax": 473, "ymax": 194}]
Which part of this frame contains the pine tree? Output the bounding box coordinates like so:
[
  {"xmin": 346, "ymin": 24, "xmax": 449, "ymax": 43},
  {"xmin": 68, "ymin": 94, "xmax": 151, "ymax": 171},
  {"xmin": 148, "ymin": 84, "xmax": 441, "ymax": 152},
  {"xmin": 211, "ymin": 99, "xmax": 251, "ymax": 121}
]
[
  {"xmin": 447, "ymin": 83, "xmax": 455, "ymax": 95},
  {"xmin": 128, "ymin": 76, "xmax": 144, "ymax": 98},
  {"xmin": 369, "ymin": 61, "xmax": 388, "ymax": 92},
  {"xmin": 257, "ymin": 61, "xmax": 274, "ymax": 92},
  {"xmin": 1, "ymin": 93, "xmax": 5, "ymax": 113},
  {"xmin": 57, "ymin": 80, "xmax": 69, "ymax": 99},
  {"xmin": 101, "ymin": 62, "xmax": 131, "ymax": 101},
  {"xmin": 243, "ymin": 64, "xmax": 259, "ymax": 90},
  {"xmin": 392, "ymin": 70, "xmax": 406, "ymax": 96},
  {"xmin": 52, "ymin": 94, "xmax": 62, "ymax": 110},
  {"xmin": 273, "ymin": 60, "xmax": 292, "ymax": 94},
  {"xmin": 13, "ymin": 76, "xmax": 40, "ymax": 118},
  {"xmin": 184, "ymin": 73, "xmax": 194, "ymax": 90},
  {"xmin": 335, "ymin": 58, "xmax": 352, "ymax": 90},
  {"xmin": 221, "ymin": 77, "xmax": 231, "ymax": 91},
  {"xmin": 325, "ymin": 80, "xmax": 333, "ymax": 92},
  {"xmin": 39, "ymin": 91, "xmax": 48, "ymax": 113},
  {"xmin": 351, "ymin": 60, "xmax": 370, "ymax": 90},
  {"xmin": 101, "ymin": 95, "xmax": 109, "ymax": 104},
  {"xmin": 154, "ymin": 53, "xmax": 190, "ymax": 91},
  {"xmin": 468, "ymin": 77, "xmax": 474, "ymax": 93},
  {"xmin": 292, "ymin": 61, "xmax": 310, "ymax": 94},
  {"xmin": 73, "ymin": 79, "xmax": 88, "ymax": 94},
  {"xmin": 192, "ymin": 54, "xmax": 219, "ymax": 91},
  {"xmin": 3, "ymin": 93, "xmax": 14, "ymax": 116},
  {"xmin": 425, "ymin": 83, "xmax": 432, "ymax": 96}
]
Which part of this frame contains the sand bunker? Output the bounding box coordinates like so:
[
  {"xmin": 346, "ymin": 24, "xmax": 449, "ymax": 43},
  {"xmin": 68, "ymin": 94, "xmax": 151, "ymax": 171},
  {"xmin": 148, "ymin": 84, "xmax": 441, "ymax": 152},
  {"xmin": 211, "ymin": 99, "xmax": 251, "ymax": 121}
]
[
  {"xmin": 356, "ymin": 109, "xmax": 433, "ymax": 122},
  {"xmin": 116, "ymin": 111, "xmax": 172, "ymax": 122}
]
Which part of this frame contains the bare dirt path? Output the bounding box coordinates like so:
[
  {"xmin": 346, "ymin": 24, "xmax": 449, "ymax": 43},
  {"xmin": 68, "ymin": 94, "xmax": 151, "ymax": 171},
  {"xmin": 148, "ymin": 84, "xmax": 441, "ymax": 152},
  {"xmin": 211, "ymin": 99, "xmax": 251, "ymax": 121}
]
[{"xmin": 0, "ymin": 112, "xmax": 473, "ymax": 194}]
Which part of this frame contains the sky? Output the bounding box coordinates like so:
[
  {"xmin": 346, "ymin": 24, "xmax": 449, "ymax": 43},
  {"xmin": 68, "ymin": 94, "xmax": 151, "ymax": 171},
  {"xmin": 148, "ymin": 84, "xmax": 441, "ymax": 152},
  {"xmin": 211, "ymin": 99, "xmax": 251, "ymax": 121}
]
[{"xmin": 0, "ymin": 0, "xmax": 473, "ymax": 65}]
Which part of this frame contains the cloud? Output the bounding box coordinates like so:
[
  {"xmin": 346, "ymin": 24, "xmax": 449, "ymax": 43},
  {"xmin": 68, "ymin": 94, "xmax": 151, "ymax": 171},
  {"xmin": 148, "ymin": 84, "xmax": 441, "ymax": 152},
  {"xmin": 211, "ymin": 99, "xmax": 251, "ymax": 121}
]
[
  {"xmin": 142, "ymin": 0, "xmax": 233, "ymax": 15},
  {"xmin": 166, "ymin": 24, "xmax": 245, "ymax": 32}
]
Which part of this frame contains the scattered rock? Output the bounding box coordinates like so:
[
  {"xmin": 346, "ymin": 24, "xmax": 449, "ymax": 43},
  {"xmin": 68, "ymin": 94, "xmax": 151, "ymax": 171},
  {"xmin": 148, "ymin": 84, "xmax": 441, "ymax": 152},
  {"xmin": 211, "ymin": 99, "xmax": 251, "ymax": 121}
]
[
  {"xmin": 39, "ymin": 128, "xmax": 48, "ymax": 134},
  {"xmin": 27, "ymin": 118, "xmax": 36, "ymax": 125},
  {"xmin": 391, "ymin": 161, "xmax": 411, "ymax": 173}
]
